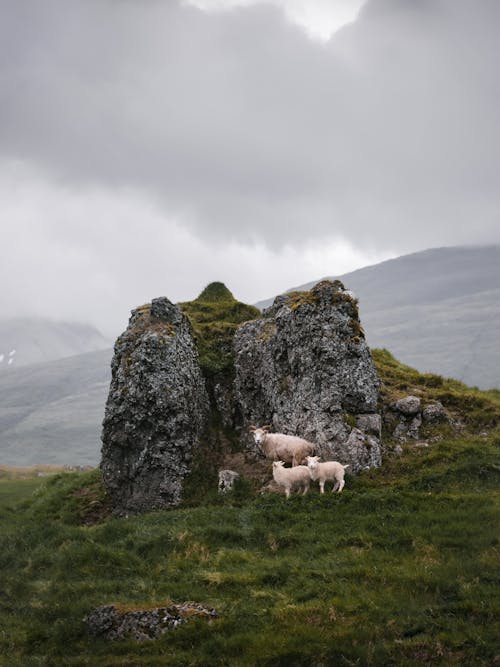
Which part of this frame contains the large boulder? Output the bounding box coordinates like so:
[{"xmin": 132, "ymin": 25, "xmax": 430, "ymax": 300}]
[
  {"xmin": 100, "ymin": 297, "xmax": 209, "ymax": 514},
  {"xmin": 233, "ymin": 280, "xmax": 381, "ymax": 471}
]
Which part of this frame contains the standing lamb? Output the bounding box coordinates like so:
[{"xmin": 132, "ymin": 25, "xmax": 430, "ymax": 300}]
[
  {"xmin": 272, "ymin": 461, "xmax": 311, "ymax": 499},
  {"xmin": 306, "ymin": 456, "xmax": 349, "ymax": 494},
  {"xmin": 250, "ymin": 425, "xmax": 315, "ymax": 466}
]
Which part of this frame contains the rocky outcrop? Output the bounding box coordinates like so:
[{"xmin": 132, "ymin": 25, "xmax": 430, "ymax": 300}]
[
  {"xmin": 100, "ymin": 297, "xmax": 209, "ymax": 514},
  {"xmin": 233, "ymin": 280, "xmax": 382, "ymax": 472},
  {"xmin": 85, "ymin": 602, "xmax": 218, "ymax": 641},
  {"xmin": 384, "ymin": 397, "xmax": 450, "ymax": 442},
  {"xmin": 100, "ymin": 280, "xmax": 384, "ymax": 511}
]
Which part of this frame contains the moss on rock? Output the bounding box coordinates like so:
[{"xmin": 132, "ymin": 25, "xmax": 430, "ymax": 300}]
[{"xmin": 180, "ymin": 283, "xmax": 260, "ymax": 378}]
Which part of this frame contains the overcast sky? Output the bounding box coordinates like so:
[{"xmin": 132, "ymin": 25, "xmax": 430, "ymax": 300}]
[{"xmin": 1, "ymin": 0, "xmax": 499, "ymax": 336}]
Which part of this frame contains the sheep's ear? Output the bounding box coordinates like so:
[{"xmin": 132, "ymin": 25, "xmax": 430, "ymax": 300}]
[
  {"xmin": 262, "ymin": 424, "xmax": 272, "ymax": 431},
  {"xmin": 249, "ymin": 425, "xmax": 257, "ymax": 432}
]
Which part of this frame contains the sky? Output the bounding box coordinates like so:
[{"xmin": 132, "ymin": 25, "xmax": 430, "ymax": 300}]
[{"xmin": 0, "ymin": 0, "xmax": 499, "ymax": 336}]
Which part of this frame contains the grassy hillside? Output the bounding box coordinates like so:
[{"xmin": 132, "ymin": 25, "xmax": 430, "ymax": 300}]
[{"xmin": 0, "ymin": 353, "xmax": 499, "ymax": 666}]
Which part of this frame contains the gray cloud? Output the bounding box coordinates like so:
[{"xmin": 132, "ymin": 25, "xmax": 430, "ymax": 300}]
[{"xmin": 0, "ymin": 0, "xmax": 499, "ymax": 322}]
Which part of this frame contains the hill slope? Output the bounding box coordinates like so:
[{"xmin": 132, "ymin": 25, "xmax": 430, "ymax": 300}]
[
  {"xmin": 0, "ymin": 318, "xmax": 111, "ymax": 369},
  {"xmin": 0, "ymin": 355, "xmax": 498, "ymax": 665},
  {"xmin": 0, "ymin": 349, "xmax": 112, "ymax": 466},
  {"xmin": 256, "ymin": 246, "xmax": 500, "ymax": 389}
]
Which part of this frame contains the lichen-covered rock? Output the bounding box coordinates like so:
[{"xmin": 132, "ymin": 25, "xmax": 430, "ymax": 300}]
[
  {"xmin": 407, "ymin": 414, "xmax": 422, "ymax": 439},
  {"xmin": 392, "ymin": 412, "xmax": 423, "ymax": 442},
  {"xmin": 393, "ymin": 395, "xmax": 421, "ymax": 416},
  {"xmin": 233, "ymin": 280, "xmax": 381, "ymax": 470},
  {"xmin": 85, "ymin": 603, "xmax": 218, "ymax": 642},
  {"xmin": 100, "ymin": 297, "xmax": 209, "ymax": 514},
  {"xmin": 344, "ymin": 428, "xmax": 382, "ymax": 472},
  {"xmin": 356, "ymin": 413, "xmax": 382, "ymax": 438},
  {"xmin": 422, "ymin": 402, "xmax": 448, "ymax": 423},
  {"xmin": 218, "ymin": 469, "xmax": 240, "ymax": 493}
]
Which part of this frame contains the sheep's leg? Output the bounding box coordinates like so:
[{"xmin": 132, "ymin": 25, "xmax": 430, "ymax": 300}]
[
  {"xmin": 319, "ymin": 480, "xmax": 325, "ymax": 494},
  {"xmin": 337, "ymin": 479, "xmax": 345, "ymax": 493},
  {"xmin": 332, "ymin": 480, "xmax": 339, "ymax": 493},
  {"xmin": 285, "ymin": 487, "xmax": 291, "ymax": 499},
  {"xmin": 302, "ymin": 481, "xmax": 309, "ymax": 495}
]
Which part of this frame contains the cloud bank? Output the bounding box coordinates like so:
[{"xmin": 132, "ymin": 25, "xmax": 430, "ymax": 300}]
[{"xmin": 0, "ymin": 0, "xmax": 498, "ymax": 331}]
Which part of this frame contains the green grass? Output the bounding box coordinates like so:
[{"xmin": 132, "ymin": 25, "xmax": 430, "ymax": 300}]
[
  {"xmin": 1, "ymin": 348, "xmax": 499, "ymax": 665},
  {"xmin": 0, "ymin": 477, "xmax": 45, "ymax": 508},
  {"xmin": 1, "ymin": 431, "xmax": 499, "ymax": 666}
]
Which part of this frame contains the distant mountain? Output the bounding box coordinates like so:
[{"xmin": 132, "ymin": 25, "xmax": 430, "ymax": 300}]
[
  {"xmin": 256, "ymin": 246, "xmax": 500, "ymax": 390},
  {"xmin": 0, "ymin": 348, "xmax": 112, "ymax": 466},
  {"xmin": 0, "ymin": 318, "xmax": 111, "ymax": 370}
]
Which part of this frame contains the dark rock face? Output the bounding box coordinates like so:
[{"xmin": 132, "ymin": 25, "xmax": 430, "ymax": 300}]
[
  {"xmin": 100, "ymin": 297, "xmax": 209, "ymax": 514},
  {"xmin": 85, "ymin": 603, "xmax": 218, "ymax": 642},
  {"xmin": 233, "ymin": 280, "xmax": 381, "ymax": 471}
]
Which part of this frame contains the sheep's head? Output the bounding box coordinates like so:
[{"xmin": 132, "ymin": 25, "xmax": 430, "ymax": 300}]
[
  {"xmin": 272, "ymin": 461, "xmax": 285, "ymax": 469},
  {"xmin": 306, "ymin": 455, "xmax": 320, "ymax": 469},
  {"xmin": 249, "ymin": 424, "xmax": 271, "ymax": 446}
]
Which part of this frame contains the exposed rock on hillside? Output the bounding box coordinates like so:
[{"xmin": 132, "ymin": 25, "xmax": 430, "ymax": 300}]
[
  {"xmin": 100, "ymin": 280, "xmax": 384, "ymax": 513},
  {"xmin": 384, "ymin": 396, "xmax": 451, "ymax": 443},
  {"xmin": 233, "ymin": 280, "xmax": 382, "ymax": 471},
  {"xmin": 100, "ymin": 297, "xmax": 209, "ymax": 514},
  {"xmin": 85, "ymin": 602, "xmax": 218, "ymax": 641}
]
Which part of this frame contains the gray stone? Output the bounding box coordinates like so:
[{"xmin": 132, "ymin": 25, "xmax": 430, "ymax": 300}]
[
  {"xmin": 233, "ymin": 280, "xmax": 381, "ymax": 471},
  {"xmin": 218, "ymin": 469, "xmax": 240, "ymax": 494},
  {"xmin": 393, "ymin": 418, "xmax": 409, "ymax": 442},
  {"xmin": 393, "ymin": 413, "xmax": 421, "ymax": 442},
  {"xmin": 85, "ymin": 603, "xmax": 218, "ymax": 642},
  {"xmin": 407, "ymin": 414, "xmax": 422, "ymax": 440},
  {"xmin": 393, "ymin": 395, "xmax": 421, "ymax": 416},
  {"xmin": 100, "ymin": 297, "xmax": 209, "ymax": 514},
  {"xmin": 422, "ymin": 402, "xmax": 447, "ymax": 423},
  {"xmin": 343, "ymin": 428, "xmax": 382, "ymax": 472},
  {"xmin": 356, "ymin": 413, "xmax": 382, "ymax": 438}
]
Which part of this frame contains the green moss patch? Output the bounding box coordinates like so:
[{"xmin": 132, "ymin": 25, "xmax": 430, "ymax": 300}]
[{"xmin": 180, "ymin": 283, "xmax": 260, "ymax": 378}]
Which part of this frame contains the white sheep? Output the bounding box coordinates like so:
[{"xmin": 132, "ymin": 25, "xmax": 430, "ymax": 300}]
[
  {"xmin": 306, "ymin": 455, "xmax": 349, "ymax": 494},
  {"xmin": 250, "ymin": 425, "xmax": 315, "ymax": 466},
  {"xmin": 272, "ymin": 461, "xmax": 310, "ymax": 499}
]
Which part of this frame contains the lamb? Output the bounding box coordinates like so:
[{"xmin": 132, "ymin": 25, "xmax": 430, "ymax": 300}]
[
  {"xmin": 306, "ymin": 455, "xmax": 349, "ymax": 494},
  {"xmin": 272, "ymin": 461, "xmax": 311, "ymax": 499},
  {"xmin": 250, "ymin": 425, "xmax": 315, "ymax": 466}
]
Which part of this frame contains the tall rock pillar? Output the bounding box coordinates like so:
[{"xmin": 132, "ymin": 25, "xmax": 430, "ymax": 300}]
[{"xmin": 100, "ymin": 297, "xmax": 209, "ymax": 513}]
